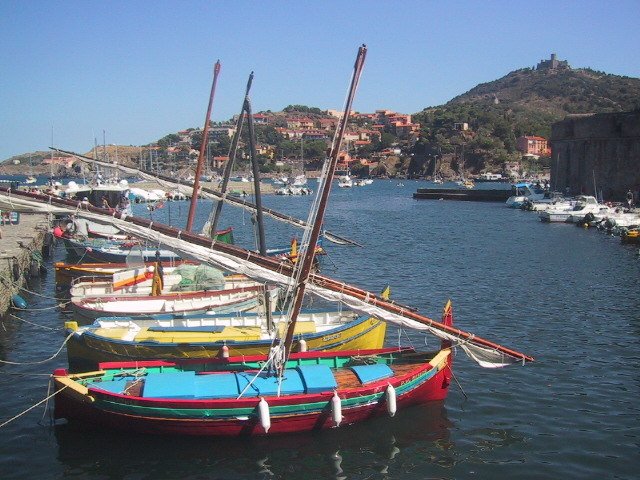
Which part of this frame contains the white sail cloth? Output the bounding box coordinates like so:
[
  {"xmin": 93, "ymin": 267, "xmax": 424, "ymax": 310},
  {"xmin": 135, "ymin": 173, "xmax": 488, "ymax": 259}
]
[{"xmin": 0, "ymin": 192, "xmax": 524, "ymax": 368}]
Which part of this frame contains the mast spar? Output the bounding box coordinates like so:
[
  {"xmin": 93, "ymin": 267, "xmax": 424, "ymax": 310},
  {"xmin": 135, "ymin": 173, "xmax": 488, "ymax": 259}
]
[
  {"xmin": 186, "ymin": 60, "xmax": 221, "ymax": 232},
  {"xmin": 206, "ymin": 72, "xmax": 254, "ymax": 238},
  {"xmin": 282, "ymin": 44, "xmax": 368, "ymax": 359}
]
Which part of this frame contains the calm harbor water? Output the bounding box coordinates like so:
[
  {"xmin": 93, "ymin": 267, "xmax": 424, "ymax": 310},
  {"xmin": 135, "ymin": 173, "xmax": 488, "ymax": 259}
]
[{"xmin": 1, "ymin": 180, "xmax": 639, "ymax": 479}]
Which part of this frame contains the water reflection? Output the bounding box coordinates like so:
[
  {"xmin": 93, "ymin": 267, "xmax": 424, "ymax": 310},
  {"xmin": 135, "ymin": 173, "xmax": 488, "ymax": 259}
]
[{"xmin": 54, "ymin": 402, "xmax": 453, "ymax": 479}]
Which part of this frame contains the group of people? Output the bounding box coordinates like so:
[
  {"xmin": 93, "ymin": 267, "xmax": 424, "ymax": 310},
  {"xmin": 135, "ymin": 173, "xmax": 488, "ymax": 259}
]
[{"xmin": 99, "ymin": 195, "xmax": 132, "ymax": 215}]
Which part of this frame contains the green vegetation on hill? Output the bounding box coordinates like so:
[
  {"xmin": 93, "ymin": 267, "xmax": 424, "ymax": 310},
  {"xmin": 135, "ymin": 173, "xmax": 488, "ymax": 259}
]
[{"xmin": 410, "ymin": 67, "xmax": 640, "ymax": 176}]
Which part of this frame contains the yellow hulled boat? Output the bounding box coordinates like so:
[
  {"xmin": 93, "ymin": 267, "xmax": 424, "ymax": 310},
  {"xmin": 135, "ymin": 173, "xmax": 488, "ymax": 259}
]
[{"xmin": 64, "ymin": 309, "xmax": 386, "ymax": 371}]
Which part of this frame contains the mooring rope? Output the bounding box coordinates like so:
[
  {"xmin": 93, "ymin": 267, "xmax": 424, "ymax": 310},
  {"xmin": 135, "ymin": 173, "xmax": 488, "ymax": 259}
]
[
  {"xmin": 10, "ymin": 302, "xmax": 70, "ymax": 311},
  {"xmin": 0, "ymin": 332, "xmax": 73, "ymax": 365},
  {"xmin": 5, "ymin": 312, "xmax": 61, "ymax": 331},
  {"xmin": 0, "ymin": 276, "xmax": 68, "ymax": 302},
  {"xmin": 0, "ymin": 383, "xmax": 69, "ymax": 429}
]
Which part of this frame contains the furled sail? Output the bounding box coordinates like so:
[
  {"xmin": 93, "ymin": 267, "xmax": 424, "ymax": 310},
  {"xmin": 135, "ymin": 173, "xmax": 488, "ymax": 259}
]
[
  {"xmin": 50, "ymin": 148, "xmax": 360, "ymax": 246},
  {"xmin": 0, "ymin": 188, "xmax": 533, "ymax": 368}
]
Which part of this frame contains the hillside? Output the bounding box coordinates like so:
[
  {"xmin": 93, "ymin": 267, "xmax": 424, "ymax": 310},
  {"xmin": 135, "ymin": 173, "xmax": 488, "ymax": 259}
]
[
  {"xmin": 4, "ymin": 60, "xmax": 639, "ymax": 180},
  {"xmin": 410, "ymin": 64, "xmax": 640, "ymax": 176},
  {"xmin": 0, "ymin": 146, "xmax": 143, "ymax": 175}
]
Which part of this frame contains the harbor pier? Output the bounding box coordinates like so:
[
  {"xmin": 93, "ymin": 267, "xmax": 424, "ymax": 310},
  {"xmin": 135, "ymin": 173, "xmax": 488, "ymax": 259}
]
[
  {"xmin": 0, "ymin": 213, "xmax": 51, "ymax": 314},
  {"xmin": 413, "ymin": 188, "xmax": 512, "ymax": 202}
]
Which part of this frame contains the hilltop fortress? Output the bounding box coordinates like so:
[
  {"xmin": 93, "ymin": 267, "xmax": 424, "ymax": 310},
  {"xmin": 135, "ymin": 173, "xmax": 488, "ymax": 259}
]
[{"xmin": 536, "ymin": 53, "xmax": 570, "ymax": 71}]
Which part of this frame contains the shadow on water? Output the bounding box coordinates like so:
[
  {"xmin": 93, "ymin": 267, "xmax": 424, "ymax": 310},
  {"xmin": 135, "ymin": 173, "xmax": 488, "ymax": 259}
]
[{"xmin": 53, "ymin": 402, "xmax": 453, "ymax": 479}]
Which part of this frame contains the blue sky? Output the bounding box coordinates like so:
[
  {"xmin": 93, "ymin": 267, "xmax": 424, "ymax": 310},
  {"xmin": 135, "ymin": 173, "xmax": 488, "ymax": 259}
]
[{"xmin": 1, "ymin": 0, "xmax": 639, "ymax": 161}]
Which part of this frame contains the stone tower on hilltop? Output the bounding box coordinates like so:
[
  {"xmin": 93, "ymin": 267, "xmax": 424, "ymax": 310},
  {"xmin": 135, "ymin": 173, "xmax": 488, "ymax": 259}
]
[{"xmin": 537, "ymin": 53, "xmax": 570, "ymax": 71}]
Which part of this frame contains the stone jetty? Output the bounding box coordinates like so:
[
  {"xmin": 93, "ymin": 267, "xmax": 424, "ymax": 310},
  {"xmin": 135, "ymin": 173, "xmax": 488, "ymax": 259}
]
[{"xmin": 0, "ymin": 213, "xmax": 51, "ymax": 314}]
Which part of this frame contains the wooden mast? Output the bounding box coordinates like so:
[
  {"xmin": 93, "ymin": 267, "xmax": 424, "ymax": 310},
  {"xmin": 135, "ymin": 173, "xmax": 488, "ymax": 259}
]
[
  {"xmin": 244, "ymin": 83, "xmax": 275, "ymax": 331},
  {"xmin": 208, "ymin": 72, "xmax": 254, "ymax": 237},
  {"xmin": 282, "ymin": 45, "xmax": 368, "ymax": 358},
  {"xmin": 186, "ymin": 60, "xmax": 221, "ymax": 232}
]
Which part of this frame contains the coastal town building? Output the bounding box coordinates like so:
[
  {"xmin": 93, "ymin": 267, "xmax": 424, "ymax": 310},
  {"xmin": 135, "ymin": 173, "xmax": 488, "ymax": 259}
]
[
  {"xmin": 209, "ymin": 126, "xmax": 236, "ymax": 139},
  {"xmin": 212, "ymin": 155, "xmax": 229, "ymax": 169},
  {"xmin": 517, "ymin": 135, "xmax": 550, "ymax": 157},
  {"xmin": 252, "ymin": 113, "xmax": 270, "ymax": 125}
]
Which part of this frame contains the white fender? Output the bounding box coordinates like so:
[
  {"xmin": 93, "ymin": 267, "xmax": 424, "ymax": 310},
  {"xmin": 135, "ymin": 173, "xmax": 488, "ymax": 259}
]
[
  {"xmin": 258, "ymin": 397, "xmax": 271, "ymax": 433},
  {"xmin": 219, "ymin": 345, "xmax": 229, "ymax": 358},
  {"xmin": 331, "ymin": 391, "xmax": 342, "ymax": 426},
  {"xmin": 386, "ymin": 384, "xmax": 397, "ymax": 417},
  {"xmin": 298, "ymin": 338, "xmax": 307, "ymax": 352}
]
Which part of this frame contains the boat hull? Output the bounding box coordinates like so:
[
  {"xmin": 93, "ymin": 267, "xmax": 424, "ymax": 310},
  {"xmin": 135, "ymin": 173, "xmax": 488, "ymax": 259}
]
[
  {"xmin": 54, "ymin": 260, "xmax": 194, "ymax": 288},
  {"xmin": 65, "ymin": 315, "xmax": 387, "ymax": 370},
  {"xmin": 70, "ymin": 286, "xmax": 275, "ymax": 325},
  {"xmin": 63, "ymin": 238, "xmax": 180, "ymax": 263},
  {"xmin": 53, "ymin": 348, "xmax": 451, "ymax": 436}
]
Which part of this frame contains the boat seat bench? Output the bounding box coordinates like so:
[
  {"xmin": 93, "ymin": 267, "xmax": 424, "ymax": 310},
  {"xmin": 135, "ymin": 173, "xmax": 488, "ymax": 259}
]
[
  {"xmin": 92, "ymin": 363, "xmax": 386, "ymax": 399},
  {"xmin": 349, "ymin": 363, "xmax": 393, "ymax": 384}
]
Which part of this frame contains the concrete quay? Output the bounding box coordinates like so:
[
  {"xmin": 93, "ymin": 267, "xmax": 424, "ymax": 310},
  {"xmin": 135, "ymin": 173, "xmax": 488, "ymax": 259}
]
[{"xmin": 0, "ymin": 213, "xmax": 51, "ymax": 314}]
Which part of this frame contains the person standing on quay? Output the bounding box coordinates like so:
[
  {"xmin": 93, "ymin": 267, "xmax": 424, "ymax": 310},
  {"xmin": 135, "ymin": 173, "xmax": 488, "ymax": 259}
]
[{"xmin": 626, "ymin": 189, "xmax": 634, "ymax": 209}]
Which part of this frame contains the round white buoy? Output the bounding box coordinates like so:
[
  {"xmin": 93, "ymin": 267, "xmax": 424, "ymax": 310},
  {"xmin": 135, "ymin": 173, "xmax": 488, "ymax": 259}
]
[
  {"xmin": 298, "ymin": 338, "xmax": 307, "ymax": 352},
  {"xmin": 258, "ymin": 397, "xmax": 271, "ymax": 433},
  {"xmin": 386, "ymin": 384, "xmax": 397, "ymax": 417},
  {"xmin": 331, "ymin": 391, "xmax": 342, "ymax": 426}
]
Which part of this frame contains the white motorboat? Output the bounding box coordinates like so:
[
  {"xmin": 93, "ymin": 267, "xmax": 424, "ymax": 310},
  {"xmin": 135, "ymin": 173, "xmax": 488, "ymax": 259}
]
[
  {"xmin": 540, "ymin": 196, "xmax": 609, "ymax": 223},
  {"xmin": 598, "ymin": 209, "xmax": 640, "ymax": 231},
  {"xmin": 506, "ymin": 183, "xmax": 546, "ymax": 208},
  {"xmin": 274, "ymin": 185, "xmax": 313, "ymax": 195},
  {"xmin": 337, "ymin": 175, "xmax": 353, "ymax": 188},
  {"xmin": 522, "ymin": 191, "xmax": 571, "ymax": 211}
]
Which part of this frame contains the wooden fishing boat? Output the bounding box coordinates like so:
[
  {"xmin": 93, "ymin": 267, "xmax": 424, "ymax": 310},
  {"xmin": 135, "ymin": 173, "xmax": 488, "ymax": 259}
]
[
  {"xmin": 43, "ymin": 45, "xmax": 533, "ymax": 437},
  {"xmin": 62, "ymin": 237, "xmax": 181, "ymax": 263},
  {"xmin": 54, "ymin": 260, "xmax": 195, "ymax": 289},
  {"xmin": 63, "ymin": 309, "xmax": 387, "ymax": 370},
  {"xmin": 52, "ymin": 344, "xmax": 451, "ymax": 436},
  {"xmin": 69, "ymin": 265, "xmax": 239, "ymax": 297},
  {"xmin": 70, "ymin": 284, "xmax": 278, "ymax": 325}
]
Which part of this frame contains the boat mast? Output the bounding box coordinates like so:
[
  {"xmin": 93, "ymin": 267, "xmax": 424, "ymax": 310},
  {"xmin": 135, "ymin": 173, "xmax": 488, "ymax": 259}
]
[
  {"xmin": 186, "ymin": 60, "xmax": 221, "ymax": 232},
  {"xmin": 282, "ymin": 45, "xmax": 368, "ymax": 358},
  {"xmin": 243, "ymin": 82, "xmax": 274, "ymax": 331},
  {"xmin": 50, "ymin": 126, "xmax": 54, "ymax": 180},
  {"xmin": 207, "ymin": 72, "xmax": 254, "ymax": 237},
  {"xmin": 244, "ymin": 90, "xmax": 267, "ymax": 254}
]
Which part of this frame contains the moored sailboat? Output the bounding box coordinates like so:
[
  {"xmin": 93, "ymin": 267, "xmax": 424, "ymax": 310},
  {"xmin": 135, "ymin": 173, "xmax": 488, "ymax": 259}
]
[
  {"xmin": 4, "ymin": 45, "xmax": 532, "ymax": 436},
  {"xmin": 63, "ymin": 309, "xmax": 387, "ymax": 370}
]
